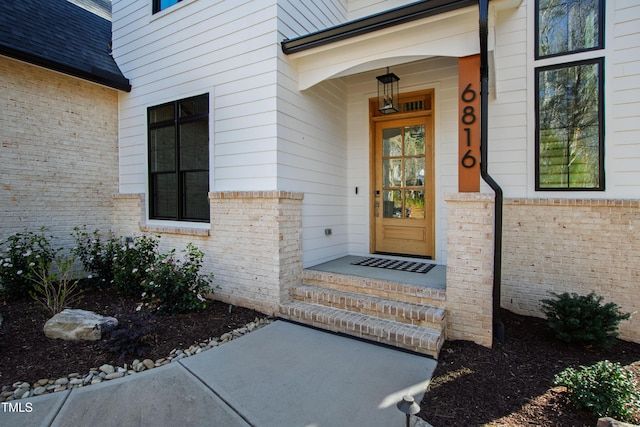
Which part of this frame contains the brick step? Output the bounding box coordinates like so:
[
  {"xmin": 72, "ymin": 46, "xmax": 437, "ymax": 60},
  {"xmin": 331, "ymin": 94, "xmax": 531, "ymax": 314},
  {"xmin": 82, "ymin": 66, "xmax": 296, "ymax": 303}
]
[
  {"xmin": 279, "ymin": 301, "xmax": 444, "ymax": 358},
  {"xmin": 303, "ymin": 270, "xmax": 446, "ymax": 308},
  {"xmin": 291, "ymin": 285, "xmax": 444, "ymax": 330}
]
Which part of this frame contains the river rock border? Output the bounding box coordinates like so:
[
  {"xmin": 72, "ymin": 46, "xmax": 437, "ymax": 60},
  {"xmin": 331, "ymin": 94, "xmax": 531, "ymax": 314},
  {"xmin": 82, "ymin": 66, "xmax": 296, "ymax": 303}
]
[{"xmin": 1, "ymin": 316, "xmax": 273, "ymax": 402}]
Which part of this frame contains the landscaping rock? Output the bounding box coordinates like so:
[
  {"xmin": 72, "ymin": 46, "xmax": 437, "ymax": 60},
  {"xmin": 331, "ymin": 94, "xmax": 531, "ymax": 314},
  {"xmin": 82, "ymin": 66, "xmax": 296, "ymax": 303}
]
[
  {"xmin": 99, "ymin": 364, "xmax": 115, "ymax": 375},
  {"xmin": 43, "ymin": 309, "xmax": 118, "ymax": 341}
]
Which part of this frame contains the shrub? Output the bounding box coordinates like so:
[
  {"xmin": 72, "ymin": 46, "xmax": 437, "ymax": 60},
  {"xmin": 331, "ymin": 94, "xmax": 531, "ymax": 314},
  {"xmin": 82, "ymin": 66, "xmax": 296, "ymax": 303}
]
[
  {"xmin": 101, "ymin": 310, "xmax": 157, "ymax": 364},
  {"xmin": 72, "ymin": 226, "xmax": 118, "ymax": 285},
  {"xmin": 554, "ymin": 360, "xmax": 640, "ymax": 421},
  {"xmin": 0, "ymin": 230, "xmax": 57, "ymax": 301},
  {"xmin": 111, "ymin": 235, "xmax": 159, "ymax": 296},
  {"xmin": 29, "ymin": 254, "xmax": 83, "ymax": 315},
  {"xmin": 73, "ymin": 228, "xmax": 159, "ymax": 295},
  {"xmin": 541, "ymin": 292, "xmax": 631, "ymax": 348},
  {"xmin": 140, "ymin": 243, "xmax": 212, "ymax": 315}
]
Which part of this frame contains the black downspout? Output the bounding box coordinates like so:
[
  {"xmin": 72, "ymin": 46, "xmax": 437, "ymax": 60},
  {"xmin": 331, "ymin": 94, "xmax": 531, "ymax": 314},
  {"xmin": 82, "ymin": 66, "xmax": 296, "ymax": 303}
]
[{"xmin": 479, "ymin": 0, "xmax": 505, "ymax": 344}]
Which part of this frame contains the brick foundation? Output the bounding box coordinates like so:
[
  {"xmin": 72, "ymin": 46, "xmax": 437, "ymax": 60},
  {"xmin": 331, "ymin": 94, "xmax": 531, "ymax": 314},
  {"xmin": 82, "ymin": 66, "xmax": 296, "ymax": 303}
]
[
  {"xmin": 445, "ymin": 193, "xmax": 495, "ymax": 347},
  {"xmin": 502, "ymin": 198, "xmax": 640, "ymax": 343}
]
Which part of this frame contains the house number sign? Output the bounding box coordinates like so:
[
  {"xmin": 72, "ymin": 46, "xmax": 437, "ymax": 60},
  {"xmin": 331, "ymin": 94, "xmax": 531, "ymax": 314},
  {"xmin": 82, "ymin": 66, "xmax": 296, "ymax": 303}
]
[{"xmin": 458, "ymin": 55, "xmax": 481, "ymax": 192}]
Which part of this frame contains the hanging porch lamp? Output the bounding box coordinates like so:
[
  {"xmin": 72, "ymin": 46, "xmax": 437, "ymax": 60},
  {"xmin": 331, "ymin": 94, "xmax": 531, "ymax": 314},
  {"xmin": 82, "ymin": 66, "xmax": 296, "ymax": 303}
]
[{"xmin": 376, "ymin": 67, "xmax": 400, "ymax": 114}]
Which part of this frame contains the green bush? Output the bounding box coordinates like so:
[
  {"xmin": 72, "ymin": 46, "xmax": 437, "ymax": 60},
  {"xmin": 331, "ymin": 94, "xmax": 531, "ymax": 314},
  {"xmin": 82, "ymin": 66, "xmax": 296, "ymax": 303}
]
[
  {"xmin": 0, "ymin": 230, "xmax": 58, "ymax": 300},
  {"xmin": 73, "ymin": 228, "xmax": 159, "ymax": 295},
  {"xmin": 140, "ymin": 243, "xmax": 212, "ymax": 315},
  {"xmin": 554, "ymin": 360, "xmax": 640, "ymax": 421},
  {"xmin": 541, "ymin": 292, "xmax": 631, "ymax": 348},
  {"xmin": 72, "ymin": 226, "xmax": 118, "ymax": 285},
  {"xmin": 111, "ymin": 235, "xmax": 159, "ymax": 296}
]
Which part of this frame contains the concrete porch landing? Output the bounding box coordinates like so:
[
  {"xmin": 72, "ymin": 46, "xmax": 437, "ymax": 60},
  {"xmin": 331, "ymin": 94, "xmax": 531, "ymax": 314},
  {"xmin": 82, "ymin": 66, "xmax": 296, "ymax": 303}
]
[
  {"xmin": 307, "ymin": 255, "xmax": 446, "ymax": 288},
  {"xmin": 280, "ymin": 256, "xmax": 447, "ymax": 358}
]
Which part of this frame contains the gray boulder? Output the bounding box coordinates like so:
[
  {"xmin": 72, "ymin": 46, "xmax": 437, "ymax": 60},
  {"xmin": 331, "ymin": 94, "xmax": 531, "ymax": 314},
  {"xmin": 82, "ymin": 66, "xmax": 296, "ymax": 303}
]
[{"xmin": 43, "ymin": 309, "xmax": 118, "ymax": 341}]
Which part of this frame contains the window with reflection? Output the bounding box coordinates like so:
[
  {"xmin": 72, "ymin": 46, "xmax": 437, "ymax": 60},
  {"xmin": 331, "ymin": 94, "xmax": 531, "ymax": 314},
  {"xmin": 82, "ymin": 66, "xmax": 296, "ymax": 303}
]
[
  {"xmin": 382, "ymin": 126, "xmax": 426, "ymax": 219},
  {"xmin": 535, "ymin": 0, "xmax": 605, "ymax": 190},
  {"xmin": 148, "ymin": 94, "xmax": 209, "ymax": 221}
]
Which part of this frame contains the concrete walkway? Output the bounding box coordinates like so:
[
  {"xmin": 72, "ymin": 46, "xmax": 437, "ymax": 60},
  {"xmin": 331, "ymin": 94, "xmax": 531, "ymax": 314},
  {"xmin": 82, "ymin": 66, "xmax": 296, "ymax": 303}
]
[{"xmin": 1, "ymin": 321, "xmax": 437, "ymax": 427}]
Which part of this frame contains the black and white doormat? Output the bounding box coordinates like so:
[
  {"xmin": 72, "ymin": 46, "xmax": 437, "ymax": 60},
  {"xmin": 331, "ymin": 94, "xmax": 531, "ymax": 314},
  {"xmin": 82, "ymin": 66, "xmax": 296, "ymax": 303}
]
[{"xmin": 350, "ymin": 257, "xmax": 435, "ymax": 274}]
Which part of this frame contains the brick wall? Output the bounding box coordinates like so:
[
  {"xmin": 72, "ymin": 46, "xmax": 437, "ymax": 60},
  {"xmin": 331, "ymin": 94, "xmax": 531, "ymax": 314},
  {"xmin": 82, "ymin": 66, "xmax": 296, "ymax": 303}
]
[
  {"xmin": 0, "ymin": 56, "xmax": 119, "ymax": 251},
  {"xmin": 502, "ymin": 198, "xmax": 640, "ymax": 343},
  {"xmin": 112, "ymin": 191, "xmax": 304, "ymax": 316},
  {"xmin": 445, "ymin": 193, "xmax": 495, "ymax": 347},
  {"xmin": 209, "ymin": 191, "xmax": 303, "ymax": 315}
]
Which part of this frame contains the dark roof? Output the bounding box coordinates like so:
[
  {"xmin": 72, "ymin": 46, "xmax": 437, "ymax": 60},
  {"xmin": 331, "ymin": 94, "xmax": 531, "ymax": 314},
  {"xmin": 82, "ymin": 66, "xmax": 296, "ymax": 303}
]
[
  {"xmin": 281, "ymin": 0, "xmax": 476, "ymax": 55},
  {"xmin": 0, "ymin": 0, "xmax": 131, "ymax": 92}
]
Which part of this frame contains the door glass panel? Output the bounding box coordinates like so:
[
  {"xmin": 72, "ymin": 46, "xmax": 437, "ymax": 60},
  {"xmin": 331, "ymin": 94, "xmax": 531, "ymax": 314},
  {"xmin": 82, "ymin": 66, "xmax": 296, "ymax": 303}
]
[
  {"xmin": 404, "ymin": 125, "xmax": 425, "ymax": 156},
  {"xmin": 383, "ymin": 128, "xmax": 402, "ymax": 157},
  {"xmin": 383, "ymin": 190, "xmax": 402, "ymax": 218},
  {"xmin": 405, "ymin": 190, "xmax": 425, "ymax": 219},
  {"xmin": 383, "ymin": 159, "xmax": 402, "ymax": 187},
  {"xmin": 404, "ymin": 158, "xmax": 424, "ymax": 187}
]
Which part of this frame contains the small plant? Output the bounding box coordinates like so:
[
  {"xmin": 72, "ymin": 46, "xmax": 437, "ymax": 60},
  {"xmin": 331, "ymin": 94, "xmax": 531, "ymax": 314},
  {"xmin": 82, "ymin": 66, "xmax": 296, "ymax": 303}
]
[
  {"xmin": 101, "ymin": 310, "xmax": 157, "ymax": 364},
  {"xmin": 72, "ymin": 226, "xmax": 118, "ymax": 285},
  {"xmin": 541, "ymin": 292, "xmax": 631, "ymax": 348},
  {"xmin": 0, "ymin": 229, "xmax": 57, "ymax": 301},
  {"xmin": 140, "ymin": 243, "xmax": 212, "ymax": 315},
  {"xmin": 554, "ymin": 360, "xmax": 640, "ymax": 421},
  {"xmin": 111, "ymin": 235, "xmax": 159, "ymax": 296},
  {"xmin": 28, "ymin": 254, "xmax": 83, "ymax": 315}
]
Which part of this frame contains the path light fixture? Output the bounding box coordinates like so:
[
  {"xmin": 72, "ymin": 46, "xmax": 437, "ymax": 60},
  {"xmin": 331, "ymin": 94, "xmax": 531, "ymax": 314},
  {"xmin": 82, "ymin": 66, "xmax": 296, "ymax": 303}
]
[
  {"xmin": 397, "ymin": 395, "xmax": 420, "ymax": 427},
  {"xmin": 377, "ymin": 67, "xmax": 400, "ymax": 113}
]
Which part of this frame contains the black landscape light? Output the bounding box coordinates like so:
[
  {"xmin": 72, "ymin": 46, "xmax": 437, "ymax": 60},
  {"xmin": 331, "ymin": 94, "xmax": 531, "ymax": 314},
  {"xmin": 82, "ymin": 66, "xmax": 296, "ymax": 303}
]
[{"xmin": 397, "ymin": 395, "xmax": 420, "ymax": 427}]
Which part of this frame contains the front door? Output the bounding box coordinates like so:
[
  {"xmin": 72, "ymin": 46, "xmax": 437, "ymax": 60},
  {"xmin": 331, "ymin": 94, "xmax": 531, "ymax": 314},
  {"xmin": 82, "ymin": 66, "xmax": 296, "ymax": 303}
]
[{"xmin": 373, "ymin": 115, "xmax": 434, "ymax": 258}]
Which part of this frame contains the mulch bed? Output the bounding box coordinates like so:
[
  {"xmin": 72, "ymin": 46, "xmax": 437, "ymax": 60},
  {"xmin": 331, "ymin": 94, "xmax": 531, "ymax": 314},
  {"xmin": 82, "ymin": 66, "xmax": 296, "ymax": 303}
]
[
  {"xmin": 0, "ymin": 285, "xmax": 263, "ymax": 390},
  {"xmin": 1, "ymin": 288, "xmax": 639, "ymax": 426},
  {"xmin": 420, "ymin": 309, "xmax": 640, "ymax": 426}
]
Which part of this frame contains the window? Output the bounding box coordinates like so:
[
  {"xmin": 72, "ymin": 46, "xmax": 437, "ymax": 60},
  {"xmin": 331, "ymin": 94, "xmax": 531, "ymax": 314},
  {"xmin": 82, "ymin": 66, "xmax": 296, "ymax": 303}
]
[
  {"xmin": 535, "ymin": 0, "xmax": 605, "ymax": 190},
  {"xmin": 148, "ymin": 94, "xmax": 209, "ymax": 221},
  {"xmin": 153, "ymin": 0, "xmax": 181, "ymax": 14}
]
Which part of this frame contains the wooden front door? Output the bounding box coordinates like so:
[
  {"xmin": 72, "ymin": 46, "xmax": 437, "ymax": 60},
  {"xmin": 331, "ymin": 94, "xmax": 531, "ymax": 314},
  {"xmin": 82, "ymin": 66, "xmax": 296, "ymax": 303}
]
[{"xmin": 373, "ymin": 115, "xmax": 434, "ymax": 258}]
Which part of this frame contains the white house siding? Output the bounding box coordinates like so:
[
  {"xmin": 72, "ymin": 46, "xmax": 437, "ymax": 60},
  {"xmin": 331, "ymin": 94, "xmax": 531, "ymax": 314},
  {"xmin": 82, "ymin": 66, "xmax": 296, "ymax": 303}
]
[
  {"xmin": 278, "ymin": 0, "xmax": 351, "ymax": 267},
  {"xmin": 112, "ymin": 0, "xmax": 282, "ymax": 196},
  {"xmin": 491, "ymin": 0, "xmax": 640, "ymax": 343},
  {"xmin": 0, "ymin": 56, "xmax": 119, "ymax": 253},
  {"xmin": 610, "ymin": 0, "xmax": 640, "ymax": 198},
  {"xmin": 344, "ymin": 57, "xmax": 459, "ymax": 263},
  {"xmin": 347, "ymin": 0, "xmax": 415, "ymax": 20},
  {"xmin": 487, "ymin": 1, "xmax": 528, "ymax": 197}
]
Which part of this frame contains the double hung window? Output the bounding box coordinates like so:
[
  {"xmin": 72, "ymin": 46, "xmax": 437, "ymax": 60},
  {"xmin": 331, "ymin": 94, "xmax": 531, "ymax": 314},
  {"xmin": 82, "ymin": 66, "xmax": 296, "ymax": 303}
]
[
  {"xmin": 148, "ymin": 94, "xmax": 209, "ymax": 222},
  {"xmin": 535, "ymin": 0, "xmax": 605, "ymax": 190}
]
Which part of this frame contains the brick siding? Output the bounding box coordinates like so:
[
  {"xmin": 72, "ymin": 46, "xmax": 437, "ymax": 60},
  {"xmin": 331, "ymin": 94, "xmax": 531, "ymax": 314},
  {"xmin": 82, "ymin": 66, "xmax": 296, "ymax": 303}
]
[
  {"xmin": 0, "ymin": 56, "xmax": 119, "ymax": 252},
  {"xmin": 112, "ymin": 191, "xmax": 304, "ymax": 316},
  {"xmin": 445, "ymin": 193, "xmax": 495, "ymax": 347},
  {"xmin": 502, "ymin": 198, "xmax": 640, "ymax": 343}
]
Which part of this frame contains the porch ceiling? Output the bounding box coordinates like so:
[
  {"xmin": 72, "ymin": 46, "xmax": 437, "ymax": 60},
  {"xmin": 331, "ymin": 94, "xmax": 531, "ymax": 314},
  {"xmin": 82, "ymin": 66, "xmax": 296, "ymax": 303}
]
[{"xmin": 283, "ymin": 0, "xmax": 522, "ymax": 90}]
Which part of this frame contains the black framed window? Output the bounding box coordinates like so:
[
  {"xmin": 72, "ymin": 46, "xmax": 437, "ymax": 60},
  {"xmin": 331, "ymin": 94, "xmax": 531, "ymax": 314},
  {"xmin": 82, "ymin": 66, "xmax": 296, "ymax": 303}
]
[
  {"xmin": 535, "ymin": 0, "xmax": 605, "ymax": 191},
  {"xmin": 153, "ymin": 0, "xmax": 181, "ymax": 14},
  {"xmin": 536, "ymin": 59, "xmax": 604, "ymax": 190},
  {"xmin": 148, "ymin": 94, "xmax": 209, "ymax": 221},
  {"xmin": 536, "ymin": 0, "xmax": 604, "ymax": 59}
]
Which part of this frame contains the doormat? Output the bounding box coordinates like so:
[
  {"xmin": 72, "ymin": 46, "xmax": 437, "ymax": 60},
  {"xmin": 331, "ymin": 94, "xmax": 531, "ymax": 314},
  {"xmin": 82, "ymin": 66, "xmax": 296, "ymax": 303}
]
[{"xmin": 350, "ymin": 258, "xmax": 436, "ymax": 274}]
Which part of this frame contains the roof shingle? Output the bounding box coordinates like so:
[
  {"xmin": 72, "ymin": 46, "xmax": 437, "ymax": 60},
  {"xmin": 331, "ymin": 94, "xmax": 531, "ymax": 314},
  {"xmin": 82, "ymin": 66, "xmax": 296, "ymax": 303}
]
[{"xmin": 0, "ymin": 0, "xmax": 131, "ymax": 91}]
